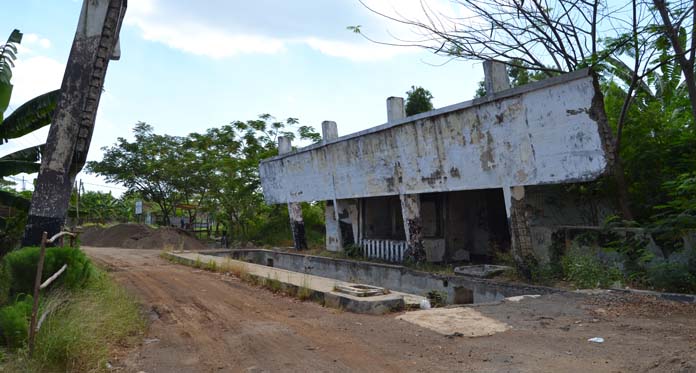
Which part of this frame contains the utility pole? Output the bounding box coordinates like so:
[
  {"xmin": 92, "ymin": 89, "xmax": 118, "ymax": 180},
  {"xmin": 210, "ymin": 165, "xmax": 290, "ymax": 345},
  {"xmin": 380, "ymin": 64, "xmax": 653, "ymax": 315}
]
[
  {"xmin": 75, "ymin": 179, "xmax": 80, "ymax": 225},
  {"xmin": 22, "ymin": 0, "xmax": 127, "ymax": 246}
]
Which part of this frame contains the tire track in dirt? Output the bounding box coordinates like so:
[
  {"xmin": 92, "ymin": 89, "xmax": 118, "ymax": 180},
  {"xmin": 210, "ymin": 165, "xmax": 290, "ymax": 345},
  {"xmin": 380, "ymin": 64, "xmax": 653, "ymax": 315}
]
[{"xmin": 84, "ymin": 246, "xmax": 696, "ymax": 373}]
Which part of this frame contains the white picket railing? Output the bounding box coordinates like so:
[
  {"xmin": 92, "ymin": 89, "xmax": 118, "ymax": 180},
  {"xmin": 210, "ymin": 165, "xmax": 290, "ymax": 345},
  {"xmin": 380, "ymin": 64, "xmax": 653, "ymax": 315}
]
[{"xmin": 360, "ymin": 239, "xmax": 407, "ymax": 263}]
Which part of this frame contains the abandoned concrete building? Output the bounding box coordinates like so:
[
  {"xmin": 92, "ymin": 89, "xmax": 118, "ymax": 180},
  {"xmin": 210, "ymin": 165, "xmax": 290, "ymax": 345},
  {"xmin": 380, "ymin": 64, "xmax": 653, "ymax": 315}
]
[{"xmin": 259, "ymin": 63, "xmax": 614, "ymax": 264}]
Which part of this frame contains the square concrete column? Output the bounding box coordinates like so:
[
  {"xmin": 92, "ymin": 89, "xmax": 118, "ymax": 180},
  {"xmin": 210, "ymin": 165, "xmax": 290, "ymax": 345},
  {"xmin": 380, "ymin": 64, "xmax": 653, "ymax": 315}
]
[
  {"xmin": 321, "ymin": 121, "xmax": 359, "ymax": 252},
  {"xmin": 321, "ymin": 121, "xmax": 342, "ymax": 252},
  {"xmin": 400, "ymin": 194, "xmax": 426, "ymax": 262},
  {"xmin": 484, "ymin": 61, "xmax": 535, "ymax": 272},
  {"xmin": 321, "ymin": 120, "xmax": 338, "ymax": 143},
  {"xmin": 483, "ymin": 60, "xmax": 511, "ymax": 94},
  {"xmin": 278, "ymin": 136, "xmax": 307, "ymax": 250},
  {"xmin": 387, "ymin": 97, "xmax": 406, "ymax": 123},
  {"xmin": 325, "ymin": 201, "xmax": 341, "ymax": 252}
]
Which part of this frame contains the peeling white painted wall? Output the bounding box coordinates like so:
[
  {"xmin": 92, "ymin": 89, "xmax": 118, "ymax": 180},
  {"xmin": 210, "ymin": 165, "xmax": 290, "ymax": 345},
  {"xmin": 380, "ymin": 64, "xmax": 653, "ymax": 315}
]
[{"xmin": 260, "ymin": 70, "xmax": 611, "ymax": 204}]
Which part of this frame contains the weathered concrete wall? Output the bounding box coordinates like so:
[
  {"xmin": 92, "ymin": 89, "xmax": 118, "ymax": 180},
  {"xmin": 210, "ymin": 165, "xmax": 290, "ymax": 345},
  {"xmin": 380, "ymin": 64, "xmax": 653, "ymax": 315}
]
[
  {"xmin": 225, "ymin": 249, "xmax": 559, "ymax": 304},
  {"xmin": 260, "ymin": 69, "xmax": 612, "ymax": 204},
  {"xmin": 524, "ymin": 184, "xmax": 616, "ymax": 261}
]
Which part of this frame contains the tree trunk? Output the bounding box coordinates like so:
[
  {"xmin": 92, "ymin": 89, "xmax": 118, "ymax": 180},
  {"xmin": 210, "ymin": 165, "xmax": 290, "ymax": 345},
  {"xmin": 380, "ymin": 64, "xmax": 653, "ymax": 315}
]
[
  {"xmin": 653, "ymin": 0, "xmax": 696, "ymax": 124},
  {"xmin": 22, "ymin": 0, "xmax": 127, "ymax": 246}
]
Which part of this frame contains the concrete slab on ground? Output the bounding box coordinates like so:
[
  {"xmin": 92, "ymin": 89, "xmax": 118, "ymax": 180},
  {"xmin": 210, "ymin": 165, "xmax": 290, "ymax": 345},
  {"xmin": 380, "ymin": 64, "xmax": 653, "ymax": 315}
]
[
  {"xmin": 164, "ymin": 251, "xmax": 426, "ymax": 315},
  {"xmin": 396, "ymin": 307, "xmax": 511, "ymax": 337}
]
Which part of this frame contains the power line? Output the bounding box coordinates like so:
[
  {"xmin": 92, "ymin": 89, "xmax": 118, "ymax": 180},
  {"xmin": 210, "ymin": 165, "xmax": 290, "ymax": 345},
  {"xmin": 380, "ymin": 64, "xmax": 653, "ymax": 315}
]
[{"xmin": 80, "ymin": 181, "xmax": 127, "ymax": 191}]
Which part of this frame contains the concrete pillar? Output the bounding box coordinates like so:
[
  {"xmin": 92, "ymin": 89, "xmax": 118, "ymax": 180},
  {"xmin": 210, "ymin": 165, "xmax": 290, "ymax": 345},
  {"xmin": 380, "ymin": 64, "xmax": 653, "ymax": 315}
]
[
  {"xmin": 400, "ymin": 194, "xmax": 426, "ymax": 262},
  {"xmin": 325, "ymin": 202, "xmax": 341, "ymax": 252},
  {"xmin": 387, "ymin": 96, "xmax": 406, "ymax": 123},
  {"xmin": 320, "ymin": 120, "xmax": 359, "ymax": 252},
  {"xmin": 321, "ymin": 120, "xmax": 338, "ymax": 142},
  {"xmin": 23, "ymin": 0, "xmax": 128, "ymax": 246},
  {"xmin": 484, "ymin": 61, "xmax": 536, "ymax": 273},
  {"xmin": 387, "ymin": 96, "xmax": 425, "ymax": 261},
  {"xmin": 278, "ymin": 136, "xmax": 307, "ymax": 249},
  {"xmin": 278, "ymin": 136, "xmax": 292, "ymax": 155},
  {"xmin": 483, "ymin": 60, "xmax": 511, "ymax": 94},
  {"xmin": 321, "ymin": 121, "xmax": 341, "ymax": 252}
]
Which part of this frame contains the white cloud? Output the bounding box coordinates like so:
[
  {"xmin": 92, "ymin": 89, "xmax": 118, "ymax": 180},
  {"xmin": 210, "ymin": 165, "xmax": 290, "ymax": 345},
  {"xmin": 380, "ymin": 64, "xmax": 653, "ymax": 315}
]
[
  {"xmin": 9, "ymin": 55, "xmax": 64, "ymax": 108},
  {"xmin": 127, "ymin": 18, "xmax": 286, "ymax": 58},
  {"xmin": 302, "ymin": 37, "xmax": 408, "ymax": 62},
  {"xmin": 123, "ymin": 0, "xmax": 426, "ymax": 61},
  {"xmin": 23, "ymin": 33, "xmax": 52, "ymax": 49}
]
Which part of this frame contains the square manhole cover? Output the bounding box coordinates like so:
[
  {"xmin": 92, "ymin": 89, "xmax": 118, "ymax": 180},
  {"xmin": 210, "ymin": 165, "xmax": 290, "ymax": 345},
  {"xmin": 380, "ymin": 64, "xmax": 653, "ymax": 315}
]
[{"xmin": 334, "ymin": 284, "xmax": 389, "ymax": 297}]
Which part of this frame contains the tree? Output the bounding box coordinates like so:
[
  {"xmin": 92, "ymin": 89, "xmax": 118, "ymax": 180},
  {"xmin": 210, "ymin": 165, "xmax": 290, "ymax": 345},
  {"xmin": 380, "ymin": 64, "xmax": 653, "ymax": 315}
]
[
  {"xmin": 200, "ymin": 115, "xmax": 320, "ymax": 239},
  {"xmin": 89, "ymin": 115, "xmax": 322, "ymax": 239},
  {"xmin": 405, "ymin": 86, "xmax": 434, "ymax": 116},
  {"xmin": 75, "ymin": 191, "xmax": 129, "ymax": 224},
  {"xmin": 651, "ymin": 0, "xmax": 696, "ymax": 123},
  {"xmin": 88, "ymin": 122, "xmax": 183, "ymax": 226},
  {"xmin": 353, "ymin": 0, "xmax": 689, "ymax": 220}
]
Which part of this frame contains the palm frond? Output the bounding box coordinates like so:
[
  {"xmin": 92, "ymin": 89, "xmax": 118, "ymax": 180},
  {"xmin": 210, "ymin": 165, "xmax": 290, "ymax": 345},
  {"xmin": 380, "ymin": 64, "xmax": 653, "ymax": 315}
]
[
  {"xmin": 0, "ymin": 89, "xmax": 59, "ymax": 142},
  {"xmin": 0, "ymin": 189, "xmax": 29, "ymax": 210},
  {"xmin": 0, "ymin": 144, "xmax": 44, "ymax": 162},
  {"xmin": 0, "ymin": 160, "xmax": 40, "ymax": 177}
]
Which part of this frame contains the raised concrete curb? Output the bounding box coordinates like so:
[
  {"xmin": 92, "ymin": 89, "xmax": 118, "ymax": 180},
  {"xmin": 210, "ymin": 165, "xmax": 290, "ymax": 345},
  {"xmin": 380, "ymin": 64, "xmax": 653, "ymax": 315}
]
[
  {"xmin": 608, "ymin": 288, "xmax": 696, "ymax": 304},
  {"xmin": 162, "ymin": 251, "xmax": 426, "ymax": 315}
]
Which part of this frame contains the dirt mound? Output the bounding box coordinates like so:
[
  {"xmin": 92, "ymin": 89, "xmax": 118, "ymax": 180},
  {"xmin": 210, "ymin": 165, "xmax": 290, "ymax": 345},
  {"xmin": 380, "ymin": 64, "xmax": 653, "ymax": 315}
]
[{"xmin": 81, "ymin": 223, "xmax": 206, "ymax": 251}]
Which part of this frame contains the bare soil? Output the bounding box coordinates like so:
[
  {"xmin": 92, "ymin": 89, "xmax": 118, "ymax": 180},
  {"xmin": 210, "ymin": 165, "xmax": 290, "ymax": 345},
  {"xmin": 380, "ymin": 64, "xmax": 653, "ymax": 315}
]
[
  {"xmin": 84, "ymin": 246, "xmax": 696, "ymax": 373},
  {"xmin": 81, "ymin": 224, "xmax": 206, "ymax": 251}
]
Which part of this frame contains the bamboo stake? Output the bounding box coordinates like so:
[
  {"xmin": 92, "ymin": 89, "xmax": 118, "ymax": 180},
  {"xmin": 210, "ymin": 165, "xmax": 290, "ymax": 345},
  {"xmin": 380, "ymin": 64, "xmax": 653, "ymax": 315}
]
[
  {"xmin": 40, "ymin": 264, "xmax": 68, "ymax": 290},
  {"xmin": 28, "ymin": 231, "xmax": 48, "ymax": 357}
]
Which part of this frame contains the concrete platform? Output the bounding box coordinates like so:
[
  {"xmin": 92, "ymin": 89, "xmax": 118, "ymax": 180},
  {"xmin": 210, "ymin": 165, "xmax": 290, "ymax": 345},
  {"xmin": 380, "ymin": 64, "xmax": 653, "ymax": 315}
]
[{"xmin": 163, "ymin": 251, "xmax": 426, "ymax": 315}]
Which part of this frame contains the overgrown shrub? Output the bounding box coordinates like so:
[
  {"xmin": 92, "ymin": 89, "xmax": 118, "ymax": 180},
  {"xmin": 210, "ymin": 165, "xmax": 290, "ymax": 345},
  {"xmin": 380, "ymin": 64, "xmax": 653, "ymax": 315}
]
[
  {"xmin": 0, "ymin": 295, "xmax": 32, "ymax": 348},
  {"xmin": 343, "ymin": 244, "xmax": 363, "ymax": 259},
  {"xmin": 427, "ymin": 290, "xmax": 448, "ymax": 307},
  {"xmin": 646, "ymin": 261, "xmax": 696, "ymax": 293},
  {"xmin": 0, "ymin": 246, "xmax": 92, "ymax": 301},
  {"xmin": 561, "ymin": 250, "xmax": 623, "ymax": 289},
  {"xmin": 23, "ymin": 270, "xmax": 144, "ymax": 372}
]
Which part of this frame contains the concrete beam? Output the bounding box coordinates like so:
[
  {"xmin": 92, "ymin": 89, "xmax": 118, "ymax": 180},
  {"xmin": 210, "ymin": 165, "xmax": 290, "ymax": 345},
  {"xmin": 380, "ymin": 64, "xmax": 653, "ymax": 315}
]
[
  {"xmin": 260, "ymin": 69, "xmax": 612, "ymax": 204},
  {"xmin": 278, "ymin": 136, "xmax": 307, "ymax": 250}
]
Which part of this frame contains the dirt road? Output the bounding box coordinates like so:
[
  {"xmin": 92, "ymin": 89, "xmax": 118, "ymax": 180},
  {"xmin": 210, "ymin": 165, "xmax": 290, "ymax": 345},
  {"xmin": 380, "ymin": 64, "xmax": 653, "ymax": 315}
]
[{"xmin": 84, "ymin": 246, "xmax": 696, "ymax": 373}]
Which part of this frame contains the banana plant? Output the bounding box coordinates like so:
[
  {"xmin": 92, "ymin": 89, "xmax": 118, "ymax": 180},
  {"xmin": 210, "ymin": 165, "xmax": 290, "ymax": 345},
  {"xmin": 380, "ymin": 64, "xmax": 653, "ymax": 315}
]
[{"xmin": 0, "ymin": 29, "xmax": 59, "ymax": 208}]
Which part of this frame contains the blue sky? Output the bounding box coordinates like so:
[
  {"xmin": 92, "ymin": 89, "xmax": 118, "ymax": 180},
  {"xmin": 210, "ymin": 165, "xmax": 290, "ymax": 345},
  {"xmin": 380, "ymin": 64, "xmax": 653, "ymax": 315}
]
[{"xmin": 1, "ymin": 0, "xmax": 483, "ymax": 195}]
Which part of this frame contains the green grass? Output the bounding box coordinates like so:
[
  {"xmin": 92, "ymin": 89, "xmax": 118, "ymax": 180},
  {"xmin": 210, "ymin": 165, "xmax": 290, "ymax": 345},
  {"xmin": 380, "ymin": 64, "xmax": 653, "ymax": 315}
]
[{"xmin": 1, "ymin": 269, "xmax": 145, "ymax": 373}]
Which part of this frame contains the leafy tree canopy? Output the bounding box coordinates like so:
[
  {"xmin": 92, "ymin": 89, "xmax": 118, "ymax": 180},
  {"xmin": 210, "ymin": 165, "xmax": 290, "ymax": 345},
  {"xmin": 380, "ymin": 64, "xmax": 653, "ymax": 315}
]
[{"xmin": 405, "ymin": 86, "xmax": 434, "ymax": 116}]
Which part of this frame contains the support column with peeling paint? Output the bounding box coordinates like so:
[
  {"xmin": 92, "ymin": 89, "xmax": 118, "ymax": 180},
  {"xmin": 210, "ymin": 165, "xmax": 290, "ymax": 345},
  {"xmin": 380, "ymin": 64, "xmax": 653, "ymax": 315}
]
[
  {"xmin": 322, "ymin": 120, "xmax": 359, "ymax": 252},
  {"xmin": 387, "ymin": 97, "xmax": 426, "ymax": 261},
  {"xmin": 279, "ymin": 136, "xmax": 307, "ymax": 250},
  {"xmin": 322, "ymin": 121, "xmax": 342, "ymax": 252},
  {"xmin": 484, "ymin": 61, "xmax": 537, "ymax": 274},
  {"xmin": 401, "ymin": 193, "xmax": 426, "ymax": 262},
  {"xmin": 23, "ymin": 0, "xmax": 127, "ymax": 246}
]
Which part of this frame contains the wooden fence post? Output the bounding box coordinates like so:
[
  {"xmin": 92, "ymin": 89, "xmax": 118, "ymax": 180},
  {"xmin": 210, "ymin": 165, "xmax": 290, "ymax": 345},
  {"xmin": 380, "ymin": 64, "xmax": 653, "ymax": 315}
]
[{"xmin": 28, "ymin": 231, "xmax": 48, "ymax": 356}]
